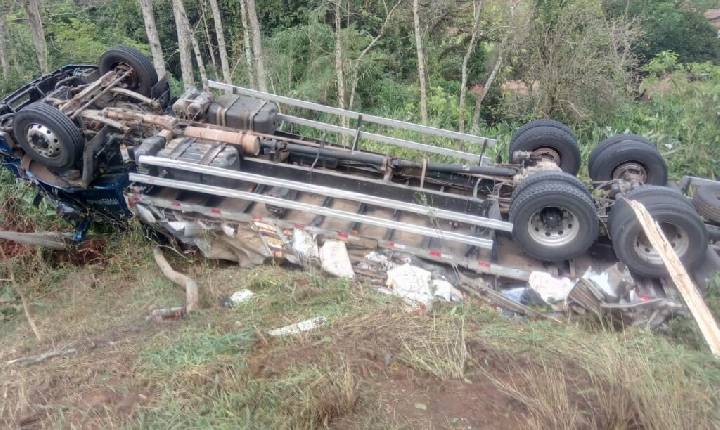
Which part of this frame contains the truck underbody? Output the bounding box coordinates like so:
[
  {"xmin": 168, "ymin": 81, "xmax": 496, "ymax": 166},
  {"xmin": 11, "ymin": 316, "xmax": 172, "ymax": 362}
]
[{"xmin": 1, "ymin": 47, "xmax": 719, "ymax": 300}]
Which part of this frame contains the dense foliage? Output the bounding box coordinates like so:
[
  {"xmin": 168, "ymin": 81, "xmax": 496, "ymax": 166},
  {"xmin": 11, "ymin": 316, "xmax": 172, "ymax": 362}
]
[{"xmin": 1, "ymin": 0, "xmax": 719, "ymax": 178}]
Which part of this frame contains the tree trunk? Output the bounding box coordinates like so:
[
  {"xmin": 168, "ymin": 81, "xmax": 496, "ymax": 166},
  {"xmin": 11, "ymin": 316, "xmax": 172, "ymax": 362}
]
[
  {"xmin": 347, "ymin": 0, "xmax": 401, "ymax": 110},
  {"xmin": 172, "ymin": 0, "xmax": 195, "ymax": 89},
  {"xmin": 208, "ymin": 0, "xmax": 232, "ymax": 84},
  {"xmin": 239, "ymin": 0, "xmax": 256, "ymax": 88},
  {"xmin": 472, "ymin": 50, "xmax": 502, "ymax": 130},
  {"xmin": 471, "ymin": 1, "xmax": 515, "ymax": 130},
  {"xmin": 0, "ymin": 14, "xmax": 9, "ymax": 79},
  {"xmin": 189, "ymin": 24, "xmax": 209, "ymax": 87},
  {"xmin": 175, "ymin": 0, "xmax": 207, "ymax": 87},
  {"xmin": 138, "ymin": 0, "xmax": 166, "ymax": 77},
  {"xmin": 23, "ymin": 0, "xmax": 48, "ymax": 74},
  {"xmin": 334, "ymin": 0, "xmax": 347, "ymax": 137},
  {"xmin": 459, "ymin": 0, "xmax": 483, "ymax": 133},
  {"xmin": 412, "ymin": 0, "xmax": 428, "ymax": 125},
  {"xmin": 200, "ymin": 0, "xmax": 218, "ymax": 75},
  {"xmin": 244, "ymin": 0, "xmax": 267, "ymax": 92}
]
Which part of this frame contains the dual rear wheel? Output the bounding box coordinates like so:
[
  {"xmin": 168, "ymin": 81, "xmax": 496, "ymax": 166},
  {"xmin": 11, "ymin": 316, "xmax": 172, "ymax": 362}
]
[
  {"xmin": 509, "ymin": 121, "xmax": 705, "ymax": 277},
  {"xmin": 509, "ymin": 120, "xmax": 668, "ymax": 185}
]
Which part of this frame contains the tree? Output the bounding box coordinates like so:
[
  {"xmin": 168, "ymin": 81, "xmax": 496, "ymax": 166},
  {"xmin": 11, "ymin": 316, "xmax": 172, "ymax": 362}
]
[
  {"xmin": 138, "ymin": 0, "xmax": 166, "ymax": 77},
  {"xmin": 412, "ymin": 0, "xmax": 428, "ymax": 125},
  {"xmin": 604, "ymin": 0, "xmax": 720, "ymax": 64},
  {"xmin": 506, "ymin": 0, "xmax": 638, "ymax": 123},
  {"xmin": 199, "ymin": 0, "xmax": 219, "ymax": 74},
  {"xmin": 171, "ymin": 0, "xmax": 196, "ymax": 89},
  {"xmin": 472, "ymin": 0, "xmax": 519, "ymax": 129},
  {"xmin": 208, "ymin": 0, "xmax": 232, "ymax": 84},
  {"xmin": 0, "ymin": 11, "xmax": 9, "ymax": 79},
  {"xmin": 239, "ymin": 0, "xmax": 256, "ymax": 88},
  {"xmin": 334, "ymin": 0, "xmax": 347, "ymax": 120},
  {"xmin": 23, "ymin": 0, "xmax": 48, "ymax": 74},
  {"xmin": 347, "ymin": 0, "xmax": 402, "ymax": 110},
  {"xmin": 244, "ymin": 0, "xmax": 267, "ymax": 92},
  {"xmin": 458, "ymin": 0, "xmax": 483, "ymax": 133}
]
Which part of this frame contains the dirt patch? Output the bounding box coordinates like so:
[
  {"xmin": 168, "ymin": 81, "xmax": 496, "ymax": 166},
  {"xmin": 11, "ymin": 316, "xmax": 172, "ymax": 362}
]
[
  {"xmin": 1, "ymin": 325, "xmax": 158, "ymax": 429},
  {"xmin": 247, "ymin": 312, "xmax": 526, "ymax": 429}
]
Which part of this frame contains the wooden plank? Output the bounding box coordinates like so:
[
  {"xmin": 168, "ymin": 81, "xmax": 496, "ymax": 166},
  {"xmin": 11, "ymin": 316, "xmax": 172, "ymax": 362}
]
[
  {"xmin": 625, "ymin": 198, "xmax": 720, "ymax": 356},
  {"xmin": 0, "ymin": 230, "xmax": 72, "ymax": 250}
]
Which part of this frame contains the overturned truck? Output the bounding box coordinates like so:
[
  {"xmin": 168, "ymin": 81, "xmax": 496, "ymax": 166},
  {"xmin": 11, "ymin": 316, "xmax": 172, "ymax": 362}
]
[{"xmin": 1, "ymin": 46, "xmax": 719, "ymax": 289}]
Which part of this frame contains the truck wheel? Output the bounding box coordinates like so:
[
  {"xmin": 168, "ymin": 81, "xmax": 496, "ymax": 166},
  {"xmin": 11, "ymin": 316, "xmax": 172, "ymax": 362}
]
[
  {"xmin": 99, "ymin": 46, "xmax": 158, "ymax": 97},
  {"xmin": 509, "ymin": 124, "xmax": 581, "ymax": 175},
  {"xmin": 510, "ymin": 179, "xmax": 599, "ymax": 262},
  {"xmin": 608, "ymin": 185, "xmax": 693, "ymax": 227},
  {"xmin": 512, "ymin": 170, "xmax": 591, "ymax": 200},
  {"xmin": 511, "ymin": 119, "xmax": 576, "ymax": 141},
  {"xmin": 588, "ymin": 135, "xmax": 667, "ymax": 185},
  {"xmin": 609, "ymin": 188, "xmax": 707, "ymax": 278},
  {"xmin": 692, "ymin": 183, "xmax": 720, "ymax": 224},
  {"xmin": 12, "ymin": 102, "xmax": 84, "ymax": 169}
]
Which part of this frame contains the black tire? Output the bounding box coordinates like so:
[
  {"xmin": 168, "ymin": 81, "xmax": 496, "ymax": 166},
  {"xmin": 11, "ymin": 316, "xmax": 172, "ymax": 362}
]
[
  {"xmin": 588, "ymin": 136, "xmax": 667, "ymax": 185},
  {"xmin": 99, "ymin": 46, "xmax": 158, "ymax": 97},
  {"xmin": 511, "ymin": 119, "xmax": 576, "ymax": 142},
  {"xmin": 588, "ymin": 134, "xmax": 652, "ymax": 168},
  {"xmin": 609, "ymin": 185, "xmax": 693, "ymax": 228},
  {"xmin": 12, "ymin": 102, "xmax": 84, "ymax": 169},
  {"xmin": 693, "ymin": 183, "xmax": 720, "ymax": 224},
  {"xmin": 509, "ymin": 125, "xmax": 581, "ymax": 175},
  {"xmin": 609, "ymin": 188, "xmax": 708, "ymax": 278},
  {"xmin": 511, "ymin": 170, "xmax": 591, "ymax": 201},
  {"xmin": 510, "ymin": 179, "xmax": 599, "ymax": 262}
]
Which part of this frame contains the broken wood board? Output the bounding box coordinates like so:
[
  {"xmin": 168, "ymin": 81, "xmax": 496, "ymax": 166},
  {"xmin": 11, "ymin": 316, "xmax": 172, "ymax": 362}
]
[
  {"xmin": 0, "ymin": 230, "xmax": 73, "ymax": 250},
  {"xmin": 626, "ymin": 198, "xmax": 720, "ymax": 356}
]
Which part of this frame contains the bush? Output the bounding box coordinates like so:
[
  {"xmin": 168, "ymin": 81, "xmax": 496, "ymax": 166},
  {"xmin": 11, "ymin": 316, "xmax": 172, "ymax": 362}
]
[
  {"xmin": 504, "ymin": 0, "xmax": 639, "ymax": 124},
  {"xmin": 604, "ymin": 0, "xmax": 720, "ymax": 64}
]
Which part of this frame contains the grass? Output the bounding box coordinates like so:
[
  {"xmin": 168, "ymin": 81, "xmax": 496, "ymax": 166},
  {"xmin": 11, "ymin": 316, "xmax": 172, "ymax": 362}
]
[{"xmin": 1, "ymin": 227, "xmax": 720, "ymax": 428}]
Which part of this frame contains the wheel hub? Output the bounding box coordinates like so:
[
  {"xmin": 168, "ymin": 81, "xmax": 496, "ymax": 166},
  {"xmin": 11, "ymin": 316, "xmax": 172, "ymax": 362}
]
[
  {"xmin": 532, "ymin": 147, "xmax": 561, "ymax": 165},
  {"xmin": 612, "ymin": 162, "xmax": 647, "ymax": 184},
  {"xmin": 527, "ymin": 206, "xmax": 579, "ymax": 248},
  {"xmin": 26, "ymin": 124, "xmax": 61, "ymax": 158},
  {"xmin": 634, "ymin": 222, "xmax": 689, "ymax": 265}
]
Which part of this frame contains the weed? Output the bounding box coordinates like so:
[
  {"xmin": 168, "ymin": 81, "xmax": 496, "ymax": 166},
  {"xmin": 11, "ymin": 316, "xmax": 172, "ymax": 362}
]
[
  {"xmin": 399, "ymin": 312, "xmax": 468, "ymax": 380},
  {"xmin": 477, "ymin": 317, "xmax": 720, "ymax": 430}
]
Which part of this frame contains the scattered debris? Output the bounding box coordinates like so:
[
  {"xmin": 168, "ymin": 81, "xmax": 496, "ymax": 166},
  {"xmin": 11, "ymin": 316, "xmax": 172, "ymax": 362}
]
[
  {"xmin": 319, "ymin": 240, "xmax": 355, "ymax": 279},
  {"xmin": 363, "ymin": 252, "xmax": 393, "ymax": 271},
  {"xmin": 146, "ymin": 307, "xmax": 186, "ymax": 322},
  {"xmin": 455, "ymin": 277, "xmax": 560, "ymax": 322},
  {"xmin": 0, "ymin": 230, "xmax": 73, "ymax": 250},
  {"xmin": 6, "ymin": 347, "xmax": 78, "ymax": 366},
  {"xmin": 268, "ymin": 316, "xmax": 328, "ymax": 336},
  {"xmin": 432, "ymin": 279, "xmax": 464, "ymax": 303},
  {"xmin": 292, "ymin": 229, "xmax": 319, "ymax": 264},
  {"xmin": 228, "ymin": 289, "xmax": 255, "ymax": 305},
  {"xmin": 385, "ymin": 264, "xmax": 434, "ymax": 308},
  {"xmin": 500, "ymin": 287, "xmax": 546, "ymax": 307},
  {"xmin": 567, "ymin": 279, "xmax": 605, "ymax": 318},
  {"xmin": 581, "ymin": 263, "xmax": 634, "ymax": 302},
  {"xmin": 527, "ymin": 271, "xmax": 575, "ymax": 307}
]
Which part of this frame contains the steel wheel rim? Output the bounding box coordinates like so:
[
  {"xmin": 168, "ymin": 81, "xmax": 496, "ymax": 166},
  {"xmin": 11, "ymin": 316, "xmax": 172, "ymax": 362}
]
[
  {"xmin": 527, "ymin": 206, "xmax": 580, "ymax": 248},
  {"xmin": 532, "ymin": 147, "xmax": 561, "ymax": 165},
  {"xmin": 634, "ymin": 222, "xmax": 689, "ymax": 265},
  {"xmin": 612, "ymin": 162, "xmax": 647, "ymax": 183},
  {"xmin": 26, "ymin": 123, "xmax": 61, "ymax": 158}
]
